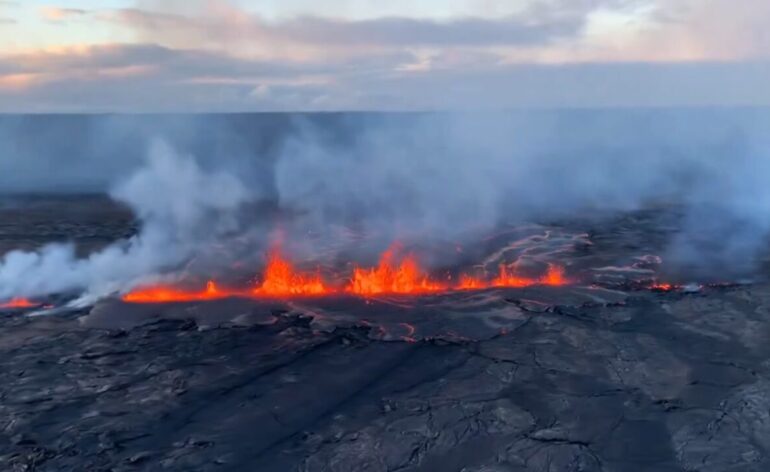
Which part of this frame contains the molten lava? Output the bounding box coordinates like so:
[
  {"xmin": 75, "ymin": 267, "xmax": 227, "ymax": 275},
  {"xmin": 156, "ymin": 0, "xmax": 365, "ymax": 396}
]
[
  {"xmin": 493, "ymin": 264, "xmax": 542, "ymax": 288},
  {"xmin": 255, "ymin": 251, "xmax": 329, "ymax": 296},
  {"xmin": 348, "ymin": 247, "xmax": 446, "ymax": 295},
  {"xmin": 121, "ymin": 244, "xmax": 572, "ymax": 304},
  {"xmin": 122, "ymin": 281, "xmax": 224, "ymax": 303},
  {"xmin": 459, "ymin": 264, "xmax": 568, "ymax": 290},
  {"xmin": 457, "ymin": 273, "xmax": 486, "ymax": 290},
  {"xmin": 0, "ymin": 298, "xmax": 39, "ymax": 309},
  {"xmin": 650, "ymin": 282, "xmax": 676, "ymax": 292},
  {"xmin": 541, "ymin": 265, "xmax": 568, "ymax": 286},
  {"xmin": 123, "ymin": 250, "xmax": 331, "ymax": 303}
]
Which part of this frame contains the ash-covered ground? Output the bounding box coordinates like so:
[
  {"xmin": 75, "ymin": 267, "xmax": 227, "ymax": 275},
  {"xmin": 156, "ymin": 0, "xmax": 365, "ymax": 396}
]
[{"xmin": 2, "ymin": 196, "xmax": 770, "ymax": 472}]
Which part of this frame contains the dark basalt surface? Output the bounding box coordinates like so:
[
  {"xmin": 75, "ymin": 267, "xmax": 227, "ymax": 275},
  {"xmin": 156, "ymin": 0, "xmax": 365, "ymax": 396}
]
[
  {"xmin": 0, "ymin": 195, "xmax": 135, "ymax": 256},
  {"xmin": 2, "ymin": 197, "xmax": 770, "ymax": 471},
  {"xmin": 3, "ymin": 283, "xmax": 770, "ymax": 471}
]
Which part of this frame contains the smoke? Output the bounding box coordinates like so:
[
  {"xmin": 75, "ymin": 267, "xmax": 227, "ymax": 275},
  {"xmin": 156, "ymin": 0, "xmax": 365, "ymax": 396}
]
[
  {"xmin": 267, "ymin": 110, "xmax": 770, "ymax": 275},
  {"xmin": 274, "ymin": 113, "xmax": 682, "ymax": 244},
  {"xmin": 0, "ymin": 140, "xmax": 251, "ymax": 301},
  {"xmin": 1, "ymin": 109, "xmax": 770, "ymax": 301},
  {"xmin": 666, "ymin": 125, "xmax": 770, "ymax": 278}
]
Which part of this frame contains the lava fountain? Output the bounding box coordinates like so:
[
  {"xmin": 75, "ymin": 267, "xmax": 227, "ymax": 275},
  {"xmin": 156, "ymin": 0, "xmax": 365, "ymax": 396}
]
[
  {"xmin": 348, "ymin": 245, "xmax": 447, "ymax": 295},
  {"xmin": 254, "ymin": 250, "xmax": 330, "ymax": 296},
  {"xmin": 119, "ymin": 244, "xmax": 572, "ymax": 304}
]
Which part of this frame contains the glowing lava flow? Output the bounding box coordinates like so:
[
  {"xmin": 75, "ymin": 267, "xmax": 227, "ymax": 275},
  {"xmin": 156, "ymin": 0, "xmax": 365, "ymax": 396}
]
[
  {"xmin": 255, "ymin": 251, "xmax": 329, "ymax": 296},
  {"xmin": 456, "ymin": 264, "xmax": 568, "ymax": 291},
  {"xmin": 650, "ymin": 282, "xmax": 676, "ymax": 292},
  {"xmin": 121, "ymin": 246, "xmax": 573, "ymax": 304},
  {"xmin": 122, "ymin": 281, "xmax": 224, "ymax": 303},
  {"xmin": 457, "ymin": 274, "xmax": 486, "ymax": 291},
  {"xmin": 347, "ymin": 247, "xmax": 447, "ymax": 295},
  {"xmin": 0, "ymin": 298, "xmax": 39, "ymax": 309},
  {"xmin": 122, "ymin": 250, "xmax": 331, "ymax": 303},
  {"xmin": 541, "ymin": 265, "xmax": 568, "ymax": 286}
]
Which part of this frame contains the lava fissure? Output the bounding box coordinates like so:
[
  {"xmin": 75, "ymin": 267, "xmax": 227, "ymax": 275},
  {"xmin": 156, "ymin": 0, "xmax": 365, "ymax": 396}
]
[
  {"xmin": 0, "ymin": 298, "xmax": 40, "ymax": 309},
  {"xmin": 120, "ymin": 246, "xmax": 573, "ymax": 304}
]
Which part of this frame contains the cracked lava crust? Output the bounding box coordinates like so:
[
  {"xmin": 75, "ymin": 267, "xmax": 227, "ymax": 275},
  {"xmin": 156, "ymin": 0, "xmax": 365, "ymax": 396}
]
[{"xmin": 2, "ymin": 198, "xmax": 770, "ymax": 472}]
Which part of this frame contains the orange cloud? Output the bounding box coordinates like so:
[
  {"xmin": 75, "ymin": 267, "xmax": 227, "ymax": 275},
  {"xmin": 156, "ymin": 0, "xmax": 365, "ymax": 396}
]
[
  {"xmin": 40, "ymin": 6, "xmax": 88, "ymax": 22},
  {"xmin": 0, "ymin": 73, "xmax": 43, "ymax": 90}
]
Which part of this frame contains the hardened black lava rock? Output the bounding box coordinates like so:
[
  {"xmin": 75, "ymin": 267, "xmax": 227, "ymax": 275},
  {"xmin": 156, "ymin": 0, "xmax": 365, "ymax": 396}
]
[{"xmin": 2, "ymin": 281, "xmax": 770, "ymax": 472}]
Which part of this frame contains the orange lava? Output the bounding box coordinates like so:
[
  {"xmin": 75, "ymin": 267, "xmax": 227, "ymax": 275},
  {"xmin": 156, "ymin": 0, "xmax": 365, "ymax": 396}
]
[
  {"xmin": 650, "ymin": 282, "xmax": 675, "ymax": 291},
  {"xmin": 542, "ymin": 265, "xmax": 568, "ymax": 286},
  {"xmin": 121, "ymin": 244, "xmax": 572, "ymax": 304},
  {"xmin": 122, "ymin": 280, "xmax": 224, "ymax": 303},
  {"xmin": 123, "ymin": 250, "xmax": 331, "ymax": 303},
  {"xmin": 255, "ymin": 251, "xmax": 329, "ymax": 296},
  {"xmin": 457, "ymin": 273, "xmax": 486, "ymax": 290},
  {"xmin": 348, "ymin": 246, "xmax": 447, "ymax": 295},
  {"xmin": 462, "ymin": 263, "xmax": 568, "ymax": 289},
  {"xmin": 494, "ymin": 264, "xmax": 540, "ymax": 288},
  {"xmin": 0, "ymin": 298, "xmax": 39, "ymax": 309}
]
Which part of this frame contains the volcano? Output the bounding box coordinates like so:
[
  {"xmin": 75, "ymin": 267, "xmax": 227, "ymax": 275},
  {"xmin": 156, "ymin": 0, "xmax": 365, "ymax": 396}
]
[{"xmin": 2, "ymin": 195, "xmax": 769, "ymax": 472}]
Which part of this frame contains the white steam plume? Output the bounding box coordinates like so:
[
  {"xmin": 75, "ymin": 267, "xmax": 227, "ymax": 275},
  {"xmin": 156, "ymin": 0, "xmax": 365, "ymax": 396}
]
[
  {"xmin": 2, "ymin": 111, "xmax": 770, "ymax": 303},
  {"xmin": 0, "ymin": 140, "xmax": 251, "ymax": 301}
]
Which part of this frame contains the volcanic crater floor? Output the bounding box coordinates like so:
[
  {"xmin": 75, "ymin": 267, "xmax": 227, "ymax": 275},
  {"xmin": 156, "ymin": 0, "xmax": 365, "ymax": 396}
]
[
  {"xmin": 3, "ymin": 283, "xmax": 770, "ymax": 472},
  {"xmin": 3, "ymin": 199, "xmax": 770, "ymax": 471}
]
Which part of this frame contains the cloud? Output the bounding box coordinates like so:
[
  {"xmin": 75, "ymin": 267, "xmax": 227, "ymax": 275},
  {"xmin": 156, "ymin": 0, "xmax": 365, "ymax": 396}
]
[
  {"xmin": 1, "ymin": 41, "xmax": 768, "ymax": 112},
  {"xmin": 0, "ymin": 0, "xmax": 769, "ymax": 111},
  {"xmin": 571, "ymin": 0, "xmax": 770, "ymax": 62},
  {"xmin": 104, "ymin": 0, "xmax": 621, "ymax": 52},
  {"xmin": 651, "ymin": 0, "xmax": 770, "ymax": 60},
  {"xmin": 0, "ymin": 42, "xmax": 414, "ymax": 81},
  {"xmin": 0, "ymin": 42, "xmax": 416, "ymax": 110},
  {"xmin": 0, "ymin": 0, "xmax": 16, "ymax": 24},
  {"xmin": 236, "ymin": 14, "xmax": 580, "ymax": 47},
  {"xmin": 40, "ymin": 6, "xmax": 89, "ymax": 22},
  {"xmin": 370, "ymin": 60, "xmax": 770, "ymax": 109},
  {"xmin": 88, "ymin": 0, "xmax": 770, "ymax": 65}
]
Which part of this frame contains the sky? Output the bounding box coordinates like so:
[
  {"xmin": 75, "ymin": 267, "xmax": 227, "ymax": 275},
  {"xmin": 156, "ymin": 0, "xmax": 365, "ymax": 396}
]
[{"xmin": 0, "ymin": 0, "xmax": 768, "ymax": 111}]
